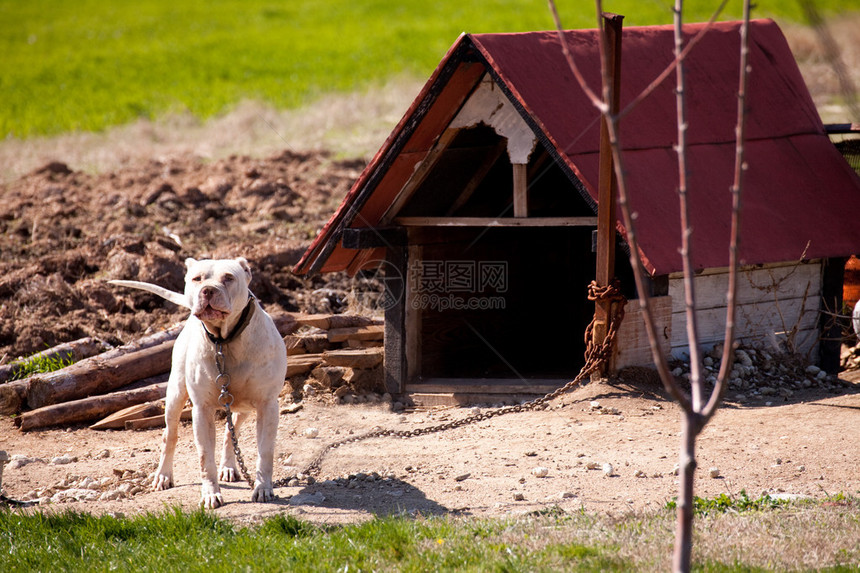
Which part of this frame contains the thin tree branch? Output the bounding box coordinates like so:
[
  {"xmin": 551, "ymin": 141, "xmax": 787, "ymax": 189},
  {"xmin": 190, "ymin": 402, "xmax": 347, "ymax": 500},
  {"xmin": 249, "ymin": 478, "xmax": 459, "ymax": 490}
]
[
  {"xmin": 703, "ymin": 0, "xmax": 752, "ymax": 419},
  {"xmin": 547, "ymin": 0, "xmax": 606, "ymax": 112},
  {"xmin": 618, "ymin": 0, "xmax": 730, "ymax": 120},
  {"xmin": 673, "ymin": 0, "xmax": 705, "ymax": 413}
]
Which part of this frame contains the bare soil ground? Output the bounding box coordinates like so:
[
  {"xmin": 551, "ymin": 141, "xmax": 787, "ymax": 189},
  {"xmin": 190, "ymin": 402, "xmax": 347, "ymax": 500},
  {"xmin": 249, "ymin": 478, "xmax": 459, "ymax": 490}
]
[
  {"xmin": 0, "ymin": 147, "xmax": 858, "ymax": 524},
  {"xmin": 1, "ymin": 373, "xmax": 858, "ymax": 525}
]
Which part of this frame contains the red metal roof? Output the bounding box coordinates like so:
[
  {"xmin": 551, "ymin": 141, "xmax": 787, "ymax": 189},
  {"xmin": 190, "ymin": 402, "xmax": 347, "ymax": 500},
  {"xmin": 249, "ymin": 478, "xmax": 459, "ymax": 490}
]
[{"xmin": 294, "ymin": 19, "xmax": 860, "ymax": 277}]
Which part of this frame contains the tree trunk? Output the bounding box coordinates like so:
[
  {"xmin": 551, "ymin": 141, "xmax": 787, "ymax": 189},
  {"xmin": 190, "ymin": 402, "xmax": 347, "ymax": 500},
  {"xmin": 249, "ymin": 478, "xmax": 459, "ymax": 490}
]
[
  {"xmin": 673, "ymin": 414, "xmax": 699, "ymax": 572},
  {"xmin": 26, "ymin": 340, "xmax": 175, "ymax": 409},
  {"xmin": 16, "ymin": 382, "xmax": 168, "ymax": 431}
]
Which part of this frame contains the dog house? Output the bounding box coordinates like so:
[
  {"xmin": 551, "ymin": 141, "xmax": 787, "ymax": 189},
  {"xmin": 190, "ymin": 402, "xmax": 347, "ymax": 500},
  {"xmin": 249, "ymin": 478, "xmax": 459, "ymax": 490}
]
[{"xmin": 295, "ymin": 19, "xmax": 860, "ymax": 402}]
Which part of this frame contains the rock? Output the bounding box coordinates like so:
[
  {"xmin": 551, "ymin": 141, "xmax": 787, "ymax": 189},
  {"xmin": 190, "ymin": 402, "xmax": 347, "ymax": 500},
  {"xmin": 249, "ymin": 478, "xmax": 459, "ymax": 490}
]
[
  {"xmin": 454, "ymin": 473, "xmax": 471, "ymax": 482},
  {"xmin": 513, "ymin": 492, "xmax": 525, "ymax": 501},
  {"xmin": 602, "ymin": 463, "xmax": 614, "ymax": 477},
  {"xmin": 51, "ymin": 455, "xmax": 76, "ymax": 465},
  {"xmin": 709, "ymin": 467, "xmax": 721, "ymax": 478},
  {"xmin": 289, "ymin": 492, "xmax": 326, "ymax": 506},
  {"xmin": 8, "ymin": 456, "xmax": 44, "ymax": 470},
  {"xmin": 303, "ymin": 427, "xmax": 320, "ymax": 439},
  {"xmin": 531, "ymin": 467, "xmax": 549, "ymax": 478}
]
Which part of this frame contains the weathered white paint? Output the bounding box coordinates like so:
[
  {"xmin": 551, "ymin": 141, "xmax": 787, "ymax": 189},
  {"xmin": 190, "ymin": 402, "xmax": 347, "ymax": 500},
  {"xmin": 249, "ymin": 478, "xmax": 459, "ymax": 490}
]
[
  {"xmin": 667, "ymin": 261, "xmax": 821, "ymax": 360},
  {"xmin": 449, "ymin": 74, "xmax": 537, "ymax": 164},
  {"xmin": 615, "ymin": 261, "xmax": 822, "ymax": 369},
  {"xmin": 615, "ymin": 296, "xmax": 673, "ymax": 370}
]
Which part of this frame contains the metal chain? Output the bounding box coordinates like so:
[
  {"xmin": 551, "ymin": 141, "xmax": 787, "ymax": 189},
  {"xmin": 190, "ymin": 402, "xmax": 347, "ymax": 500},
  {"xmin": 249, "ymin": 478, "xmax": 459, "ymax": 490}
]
[
  {"xmin": 218, "ymin": 281, "xmax": 626, "ymax": 488},
  {"xmin": 215, "ymin": 341, "xmax": 256, "ymax": 488},
  {"xmin": 297, "ymin": 280, "xmax": 628, "ymax": 479}
]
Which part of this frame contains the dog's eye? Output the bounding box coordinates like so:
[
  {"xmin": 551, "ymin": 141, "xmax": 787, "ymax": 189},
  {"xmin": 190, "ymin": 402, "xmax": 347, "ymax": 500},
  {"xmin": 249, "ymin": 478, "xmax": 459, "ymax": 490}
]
[
  {"xmin": 191, "ymin": 276, "xmax": 202, "ymax": 282},
  {"xmin": 223, "ymin": 275, "xmax": 235, "ymax": 283}
]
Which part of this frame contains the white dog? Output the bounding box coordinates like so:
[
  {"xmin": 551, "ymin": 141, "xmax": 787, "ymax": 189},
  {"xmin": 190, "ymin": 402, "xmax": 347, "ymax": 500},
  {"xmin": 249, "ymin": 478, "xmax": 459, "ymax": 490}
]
[{"xmin": 111, "ymin": 257, "xmax": 287, "ymax": 508}]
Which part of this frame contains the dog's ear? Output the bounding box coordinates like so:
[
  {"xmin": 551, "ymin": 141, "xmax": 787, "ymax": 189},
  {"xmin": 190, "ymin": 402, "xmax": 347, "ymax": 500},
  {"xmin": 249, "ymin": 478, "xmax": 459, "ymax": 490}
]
[
  {"xmin": 185, "ymin": 257, "xmax": 198, "ymax": 269},
  {"xmin": 236, "ymin": 257, "xmax": 252, "ymax": 281}
]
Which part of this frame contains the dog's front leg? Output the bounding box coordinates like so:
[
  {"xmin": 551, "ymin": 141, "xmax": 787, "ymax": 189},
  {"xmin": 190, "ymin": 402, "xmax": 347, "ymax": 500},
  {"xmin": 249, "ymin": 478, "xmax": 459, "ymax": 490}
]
[
  {"xmin": 252, "ymin": 399, "xmax": 278, "ymax": 502},
  {"xmin": 219, "ymin": 411, "xmax": 248, "ymax": 482},
  {"xmin": 153, "ymin": 377, "xmax": 188, "ymax": 491},
  {"xmin": 192, "ymin": 404, "xmax": 223, "ymax": 509}
]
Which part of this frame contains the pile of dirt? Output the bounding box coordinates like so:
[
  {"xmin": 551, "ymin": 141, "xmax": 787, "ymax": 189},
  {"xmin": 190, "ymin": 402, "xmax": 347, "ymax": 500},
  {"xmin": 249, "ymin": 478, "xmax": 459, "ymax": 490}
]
[{"xmin": 0, "ymin": 150, "xmax": 364, "ymax": 362}]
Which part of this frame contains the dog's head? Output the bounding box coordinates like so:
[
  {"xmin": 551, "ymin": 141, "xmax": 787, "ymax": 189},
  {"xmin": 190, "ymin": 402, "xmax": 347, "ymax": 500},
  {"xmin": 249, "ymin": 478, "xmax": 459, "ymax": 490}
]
[{"xmin": 184, "ymin": 257, "xmax": 252, "ymax": 329}]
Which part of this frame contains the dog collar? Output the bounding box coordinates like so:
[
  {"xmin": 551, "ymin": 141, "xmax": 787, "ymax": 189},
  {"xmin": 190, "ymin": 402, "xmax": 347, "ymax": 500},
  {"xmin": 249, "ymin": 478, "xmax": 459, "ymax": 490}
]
[{"xmin": 202, "ymin": 294, "xmax": 257, "ymax": 345}]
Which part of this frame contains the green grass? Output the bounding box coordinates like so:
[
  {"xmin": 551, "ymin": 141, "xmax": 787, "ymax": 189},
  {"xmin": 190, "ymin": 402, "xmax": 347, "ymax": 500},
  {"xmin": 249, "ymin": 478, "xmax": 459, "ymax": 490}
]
[
  {"xmin": 665, "ymin": 489, "xmax": 789, "ymax": 516},
  {"xmin": 2, "ymin": 499, "xmax": 859, "ymax": 571},
  {"xmin": 2, "ymin": 0, "xmax": 857, "ymax": 139},
  {"xmin": 0, "ymin": 508, "xmax": 628, "ymax": 572},
  {"xmin": 7, "ymin": 350, "xmax": 76, "ymax": 381}
]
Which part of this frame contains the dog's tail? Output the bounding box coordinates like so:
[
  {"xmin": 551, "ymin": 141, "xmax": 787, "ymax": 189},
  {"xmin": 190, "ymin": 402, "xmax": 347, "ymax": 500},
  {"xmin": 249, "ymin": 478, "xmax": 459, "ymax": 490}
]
[{"xmin": 108, "ymin": 280, "xmax": 191, "ymax": 309}]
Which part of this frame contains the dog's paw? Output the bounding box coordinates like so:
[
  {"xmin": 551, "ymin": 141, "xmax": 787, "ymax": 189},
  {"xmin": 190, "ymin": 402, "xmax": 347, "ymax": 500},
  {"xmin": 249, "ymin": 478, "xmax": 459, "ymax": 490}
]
[
  {"xmin": 200, "ymin": 492, "xmax": 224, "ymax": 509},
  {"xmin": 152, "ymin": 474, "xmax": 173, "ymax": 491},
  {"xmin": 219, "ymin": 466, "xmax": 239, "ymax": 482},
  {"xmin": 251, "ymin": 484, "xmax": 275, "ymax": 503}
]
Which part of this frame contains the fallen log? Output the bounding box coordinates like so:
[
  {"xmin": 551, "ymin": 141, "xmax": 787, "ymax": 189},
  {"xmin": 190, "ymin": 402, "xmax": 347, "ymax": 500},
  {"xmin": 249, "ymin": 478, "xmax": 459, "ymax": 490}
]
[
  {"xmin": 26, "ymin": 341, "xmax": 175, "ymax": 410},
  {"xmin": 0, "ymin": 324, "xmax": 183, "ymax": 415},
  {"xmin": 16, "ymin": 382, "xmax": 168, "ymax": 431},
  {"xmin": 0, "ymin": 337, "xmax": 110, "ymax": 384}
]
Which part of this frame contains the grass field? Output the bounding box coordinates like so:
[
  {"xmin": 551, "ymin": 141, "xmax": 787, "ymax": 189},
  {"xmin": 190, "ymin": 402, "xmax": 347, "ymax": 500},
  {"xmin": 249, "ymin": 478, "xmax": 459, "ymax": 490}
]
[
  {"xmin": 2, "ymin": 0, "xmax": 857, "ymax": 138},
  {"xmin": 1, "ymin": 498, "xmax": 859, "ymax": 571}
]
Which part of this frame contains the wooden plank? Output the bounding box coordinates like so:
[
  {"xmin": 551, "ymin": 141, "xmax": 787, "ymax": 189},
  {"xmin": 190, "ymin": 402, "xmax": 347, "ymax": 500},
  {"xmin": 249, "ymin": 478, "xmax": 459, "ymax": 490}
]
[
  {"xmin": 669, "ymin": 305, "xmax": 820, "ymax": 354},
  {"xmin": 380, "ymin": 128, "xmax": 461, "ymax": 224},
  {"xmin": 405, "ymin": 245, "xmax": 423, "ymax": 381},
  {"xmin": 512, "ymin": 163, "xmax": 528, "ymax": 217},
  {"xmin": 408, "ymin": 392, "xmax": 552, "ymax": 408},
  {"xmin": 406, "ymin": 378, "xmax": 566, "ymax": 395},
  {"xmin": 667, "ymin": 259, "xmax": 821, "ymax": 279},
  {"xmin": 614, "ymin": 296, "xmax": 673, "ymax": 371},
  {"xmin": 383, "ymin": 245, "xmax": 408, "ymax": 395},
  {"xmin": 328, "ymin": 324, "xmax": 385, "ymax": 343},
  {"xmin": 286, "ymin": 354, "xmax": 324, "ymax": 377},
  {"xmin": 342, "ymin": 226, "xmax": 407, "ymax": 250},
  {"xmin": 322, "ymin": 347, "xmax": 384, "ymax": 369},
  {"xmin": 125, "ymin": 407, "xmax": 192, "ymax": 430},
  {"xmin": 394, "ymin": 216, "xmax": 598, "ymax": 227},
  {"xmin": 91, "ymin": 401, "xmax": 165, "ymax": 430},
  {"xmin": 668, "ymin": 262, "xmax": 821, "ymax": 309}
]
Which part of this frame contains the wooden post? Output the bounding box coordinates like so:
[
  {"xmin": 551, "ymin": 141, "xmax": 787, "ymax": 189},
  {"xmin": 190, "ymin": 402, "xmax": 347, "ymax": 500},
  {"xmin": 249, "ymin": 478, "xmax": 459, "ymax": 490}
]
[
  {"xmin": 383, "ymin": 243, "xmax": 409, "ymax": 395},
  {"xmin": 513, "ymin": 163, "xmax": 528, "ymax": 217},
  {"xmin": 593, "ymin": 13, "xmax": 624, "ymax": 378}
]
